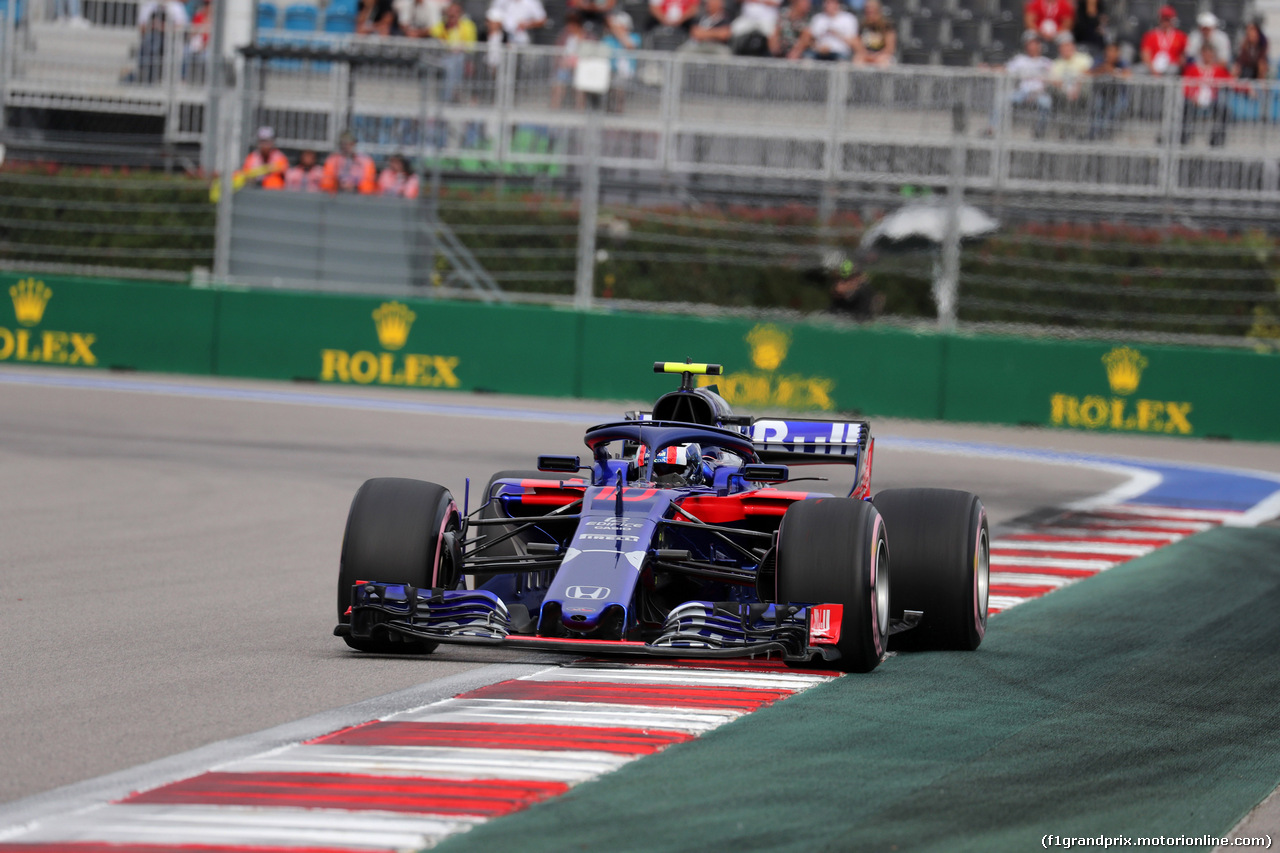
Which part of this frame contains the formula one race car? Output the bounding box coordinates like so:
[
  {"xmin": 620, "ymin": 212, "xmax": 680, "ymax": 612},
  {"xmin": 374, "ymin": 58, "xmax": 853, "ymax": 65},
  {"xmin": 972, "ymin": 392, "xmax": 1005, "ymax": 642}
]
[{"xmin": 335, "ymin": 362, "xmax": 989, "ymax": 672}]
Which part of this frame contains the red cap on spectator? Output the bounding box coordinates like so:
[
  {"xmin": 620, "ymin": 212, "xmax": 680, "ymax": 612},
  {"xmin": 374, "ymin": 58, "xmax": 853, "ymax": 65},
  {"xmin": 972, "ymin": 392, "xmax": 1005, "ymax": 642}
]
[{"xmin": 1158, "ymin": 5, "xmax": 1176, "ymax": 19}]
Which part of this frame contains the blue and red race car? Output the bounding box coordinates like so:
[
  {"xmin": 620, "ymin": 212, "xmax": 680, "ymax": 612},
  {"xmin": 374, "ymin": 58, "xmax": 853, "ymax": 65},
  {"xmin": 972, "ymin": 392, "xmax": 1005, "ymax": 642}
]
[{"xmin": 335, "ymin": 362, "xmax": 990, "ymax": 672}]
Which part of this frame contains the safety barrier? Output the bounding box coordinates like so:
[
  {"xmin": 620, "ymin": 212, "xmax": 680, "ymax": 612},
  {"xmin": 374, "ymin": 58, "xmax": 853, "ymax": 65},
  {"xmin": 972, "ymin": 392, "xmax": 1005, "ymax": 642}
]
[{"xmin": 3, "ymin": 271, "xmax": 1278, "ymax": 442}]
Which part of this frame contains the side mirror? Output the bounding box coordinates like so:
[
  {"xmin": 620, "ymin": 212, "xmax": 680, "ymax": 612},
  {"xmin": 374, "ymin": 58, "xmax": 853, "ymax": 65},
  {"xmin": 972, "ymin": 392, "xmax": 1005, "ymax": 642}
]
[
  {"xmin": 538, "ymin": 454, "xmax": 583, "ymax": 473},
  {"xmin": 740, "ymin": 464, "xmax": 789, "ymax": 484}
]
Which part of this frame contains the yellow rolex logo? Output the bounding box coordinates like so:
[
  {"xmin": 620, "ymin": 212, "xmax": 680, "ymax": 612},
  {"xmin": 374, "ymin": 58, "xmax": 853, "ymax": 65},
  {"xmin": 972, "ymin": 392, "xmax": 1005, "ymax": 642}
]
[
  {"xmin": 10, "ymin": 279, "xmax": 51, "ymax": 327},
  {"xmin": 747, "ymin": 324, "xmax": 791, "ymax": 371},
  {"xmin": 697, "ymin": 323, "xmax": 834, "ymax": 411},
  {"xmin": 372, "ymin": 301, "xmax": 415, "ymax": 351},
  {"xmin": 1102, "ymin": 346, "xmax": 1147, "ymax": 396}
]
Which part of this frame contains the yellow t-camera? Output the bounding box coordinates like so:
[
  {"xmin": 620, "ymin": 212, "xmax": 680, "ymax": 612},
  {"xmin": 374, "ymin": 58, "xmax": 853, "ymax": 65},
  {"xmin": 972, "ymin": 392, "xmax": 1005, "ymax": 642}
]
[{"xmin": 653, "ymin": 362, "xmax": 723, "ymax": 376}]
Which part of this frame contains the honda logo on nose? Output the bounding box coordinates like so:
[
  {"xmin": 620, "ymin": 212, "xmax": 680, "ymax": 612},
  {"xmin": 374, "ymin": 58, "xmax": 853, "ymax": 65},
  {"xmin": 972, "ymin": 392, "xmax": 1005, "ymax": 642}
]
[{"xmin": 566, "ymin": 586, "xmax": 611, "ymax": 600}]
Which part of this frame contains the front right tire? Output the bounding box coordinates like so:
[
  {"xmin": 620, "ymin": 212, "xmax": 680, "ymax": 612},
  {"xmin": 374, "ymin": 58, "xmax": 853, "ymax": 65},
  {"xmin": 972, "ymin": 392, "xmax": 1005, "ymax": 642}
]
[{"xmin": 337, "ymin": 477, "xmax": 459, "ymax": 654}]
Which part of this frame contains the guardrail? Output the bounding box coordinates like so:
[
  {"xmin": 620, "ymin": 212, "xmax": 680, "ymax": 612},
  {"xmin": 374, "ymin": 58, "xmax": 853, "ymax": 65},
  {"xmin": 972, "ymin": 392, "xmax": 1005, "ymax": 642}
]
[{"xmin": 4, "ymin": 270, "xmax": 1278, "ymax": 441}]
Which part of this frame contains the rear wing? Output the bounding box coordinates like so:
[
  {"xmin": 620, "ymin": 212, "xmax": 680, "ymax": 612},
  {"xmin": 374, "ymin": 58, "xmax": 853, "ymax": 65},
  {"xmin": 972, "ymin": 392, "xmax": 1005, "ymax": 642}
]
[
  {"xmin": 739, "ymin": 418, "xmax": 869, "ymax": 465},
  {"xmin": 741, "ymin": 417, "xmax": 875, "ymax": 499}
]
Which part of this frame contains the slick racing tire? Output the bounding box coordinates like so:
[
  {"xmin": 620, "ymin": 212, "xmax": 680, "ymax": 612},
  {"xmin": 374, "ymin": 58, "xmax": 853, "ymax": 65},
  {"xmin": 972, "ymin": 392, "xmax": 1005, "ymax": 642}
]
[
  {"xmin": 872, "ymin": 488, "xmax": 989, "ymax": 652},
  {"xmin": 776, "ymin": 498, "xmax": 890, "ymax": 673},
  {"xmin": 337, "ymin": 477, "xmax": 460, "ymax": 654},
  {"xmin": 477, "ymin": 470, "xmax": 545, "ymax": 564}
]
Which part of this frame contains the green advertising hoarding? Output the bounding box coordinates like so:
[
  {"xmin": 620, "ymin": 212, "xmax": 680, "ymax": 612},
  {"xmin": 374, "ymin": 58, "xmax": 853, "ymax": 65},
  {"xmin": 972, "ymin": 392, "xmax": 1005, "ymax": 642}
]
[
  {"xmin": 4, "ymin": 272, "xmax": 1280, "ymax": 443},
  {"xmin": 578, "ymin": 312, "xmax": 946, "ymax": 420},
  {"xmin": 213, "ymin": 289, "xmax": 584, "ymax": 397},
  {"xmin": 0, "ymin": 273, "xmax": 216, "ymax": 375},
  {"xmin": 944, "ymin": 335, "xmax": 1280, "ymax": 442}
]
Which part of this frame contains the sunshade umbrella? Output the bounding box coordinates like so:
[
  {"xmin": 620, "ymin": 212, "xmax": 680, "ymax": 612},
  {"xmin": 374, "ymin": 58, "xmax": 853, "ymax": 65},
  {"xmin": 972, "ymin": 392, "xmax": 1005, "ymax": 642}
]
[{"xmin": 859, "ymin": 200, "xmax": 998, "ymax": 253}]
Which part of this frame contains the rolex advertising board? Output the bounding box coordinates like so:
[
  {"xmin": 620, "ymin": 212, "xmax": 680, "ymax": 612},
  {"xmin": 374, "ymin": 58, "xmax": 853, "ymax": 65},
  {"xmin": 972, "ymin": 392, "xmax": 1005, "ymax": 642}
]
[
  {"xmin": 0, "ymin": 273, "xmax": 216, "ymax": 374},
  {"xmin": 577, "ymin": 312, "xmax": 945, "ymax": 421},
  {"xmin": 943, "ymin": 335, "xmax": 1280, "ymax": 441},
  {"xmin": 4, "ymin": 273, "xmax": 1280, "ymax": 442},
  {"xmin": 213, "ymin": 289, "xmax": 582, "ymax": 396}
]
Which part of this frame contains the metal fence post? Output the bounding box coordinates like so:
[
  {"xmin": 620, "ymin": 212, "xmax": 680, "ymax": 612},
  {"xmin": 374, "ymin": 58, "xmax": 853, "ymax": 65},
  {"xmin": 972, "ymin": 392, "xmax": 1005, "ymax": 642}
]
[
  {"xmin": 1159, "ymin": 75, "xmax": 1180, "ymax": 200},
  {"xmin": 936, "ymin": 100, "xmax": 967, "ymax": 330},
  {"xmin": 213, "ymin": 56, "xmax": 243, "ymax": 280},
  {"xmin": 0, "ymin": 0, "xmax": 12, "ymax": 136},
  {"xmin": 575, "ymin": 93, "xmax": 603, "ymax": 311}
]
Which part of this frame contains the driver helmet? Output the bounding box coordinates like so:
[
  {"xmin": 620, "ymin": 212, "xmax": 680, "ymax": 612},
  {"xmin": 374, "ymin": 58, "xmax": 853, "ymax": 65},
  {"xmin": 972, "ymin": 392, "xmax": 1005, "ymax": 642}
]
[{"xmin": 652, "ymin": 444, "xmax": 693, "ymax": 478}]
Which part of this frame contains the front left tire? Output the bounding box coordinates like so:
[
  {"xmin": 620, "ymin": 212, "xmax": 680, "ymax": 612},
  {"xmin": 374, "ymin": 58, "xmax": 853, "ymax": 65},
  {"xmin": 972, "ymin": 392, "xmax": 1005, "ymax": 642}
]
[{"xmin": 776, "ymin": 497, "xmax": 890, "ymax": 673}]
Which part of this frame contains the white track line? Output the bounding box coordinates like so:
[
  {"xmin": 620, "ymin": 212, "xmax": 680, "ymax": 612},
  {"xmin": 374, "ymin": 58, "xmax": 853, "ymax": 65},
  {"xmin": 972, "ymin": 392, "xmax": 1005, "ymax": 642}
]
[
  {"xmin": 991, "ymin": 540, "xmax": 1152, "ymax": 556},
  {"xmin": 12, "ymin": 803, "xmax": 478, "ymax": 849},
  {"xmin": 991, "ymin": 555, "xmax": 1121, "ymax": 570},
  {"xmin": 397, "ymin": 698, "xmax": 745, "ymax": 734},
  {"xmin": 227, "ymin": 744, "xmax": 631, "ymax": 783}
]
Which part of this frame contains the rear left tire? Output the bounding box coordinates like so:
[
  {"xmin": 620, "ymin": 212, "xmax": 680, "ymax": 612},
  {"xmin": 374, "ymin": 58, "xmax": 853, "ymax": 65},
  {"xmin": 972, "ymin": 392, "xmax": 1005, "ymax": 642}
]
[{"xmin": 873, "ymin": 488, "xmax": 989, "ymax": 652}]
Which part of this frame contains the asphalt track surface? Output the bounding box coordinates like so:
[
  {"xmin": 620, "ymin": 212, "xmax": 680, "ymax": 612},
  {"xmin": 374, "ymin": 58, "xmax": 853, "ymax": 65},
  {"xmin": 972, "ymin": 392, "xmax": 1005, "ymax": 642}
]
[{"xmin": 2, "ymin": 364, "xmax": 1279, "ymax": 840}]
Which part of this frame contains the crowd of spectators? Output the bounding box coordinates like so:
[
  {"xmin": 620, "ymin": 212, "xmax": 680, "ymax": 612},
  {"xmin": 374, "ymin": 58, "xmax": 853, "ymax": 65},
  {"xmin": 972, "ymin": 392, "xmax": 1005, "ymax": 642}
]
[
  {"xmin": 346, "ymin": 0, "xmax": 1271, "ymax": 75},
  {"xmin": 237, "ymin": 127, "xmax": 421, "ymax": 197},
  {"xmin": 988, "ymin": 4, "xmax": 1269, "ymax": 145},
  {"xmin": 351, "ymin": 0, "xmax": 914, "ymax": 64}
]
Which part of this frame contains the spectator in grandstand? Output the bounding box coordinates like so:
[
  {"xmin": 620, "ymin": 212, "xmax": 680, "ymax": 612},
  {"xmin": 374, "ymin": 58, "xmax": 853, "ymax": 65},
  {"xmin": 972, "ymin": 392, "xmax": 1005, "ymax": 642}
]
[
  {"xmin": 1046, "ymin": 32, "xmax": 1093, "ymax": 135},
  {"xmin": 550, "ymin": 11, "xmax": 585, "ymax": 110},
  {"xmin": 732, "ymin": 0, "xmax": 784, "ymax": 56},
  {"xmin": 183, "ymin": 0, "xmax": 211, "ymax": 82},
  {"xmin": 358, "ymin": 0, "xmax": 404, "ymax": 35},
  {"xmin": 989, "ymin": 31, "xmax": 1053, "ymax": 137},
  {"xmin": 54, "ymin": 0, "xmax": 89, "ymax": 27},
  {"xmin": 1181, "ymin": 43, "xmax": 1231, "ymax": 146},
  {"xmin": 1186, "ymin": 12, "xmax": 1231, "ymax": 68},
  {"xmin": 378, "ymin": 154, "xmax": 420, "ymax": 198},
  {"xmin": 1024, "ymin": 0, "xmax": 1073, "ymax": 41},
  {"xmin": 604, "ymin": 10, "xmax": 640, "ymax": 110},
  {"xmin": 1140, "ymin": 6, "xmax": 1186, "ymax": 75},
  {"xmin": 680, "ymin": 0, "xmax": 733, "ymax": 54},
  {"xmin": 1071, "ymin": 0, "xmax": 1106, "ymax": 56},
  {"xmin": 138, "ymin": 0, "xmax": 189, "ymax": 26},
  {"xmin": 285, "ymin": 149, "xmax": 325, "ymax": 192},
  {"xmin": 241, "ymin": 127, "xmax": 289, "ymax": 190},
  {"xmin": 853, "ymin": 0, "xmax": 895, "ymax": 65},
  {"xmin": 569, "ymin": 0, "xmax": 615, "ymax": 35},
  {"xmin": 485, "ymin": 0, "xmax": 546, "ymax": 66},
  {"xmin": 397, "ymin": 0, "xmax": 447, "ymax": 37},
  {"xmin": 322, "ymin": 131, "xmax": 378, "ymax": 194},
  {"xmin": 1088, "ymin": 39, "xmax": 1131, "ymax": 139},
  {"xmin": 1233, "ymin": 19, "xmax": 1269, "ymax": 80},
  {"xmin": 430, "ymin": 2, "xmax": 478, "ymax": 103},
  {"xmin": 650, "ymin": 0, "xmax": 698, "ymax": 31},
  {"xmin": 787, "ymin": 0, "xmax": 858, "ymax": 60},
  {"xmin": 136, "ymin": 0, "xmax": 188, "ymax": 84},
  {"xmin": 771, "ymin": 0, "xmax": 811, "ymax": 57}
]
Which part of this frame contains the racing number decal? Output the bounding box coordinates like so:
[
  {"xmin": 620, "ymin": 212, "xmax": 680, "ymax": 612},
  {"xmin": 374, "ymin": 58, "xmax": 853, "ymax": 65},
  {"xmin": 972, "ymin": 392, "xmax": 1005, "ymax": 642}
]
[
  {"xmin": 809, "ymin": 604, "xmax": 844, "ymax": 645},
  {"xmin": 593, "ymin": 487, "xmax": 659, "ymax": 503}
]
